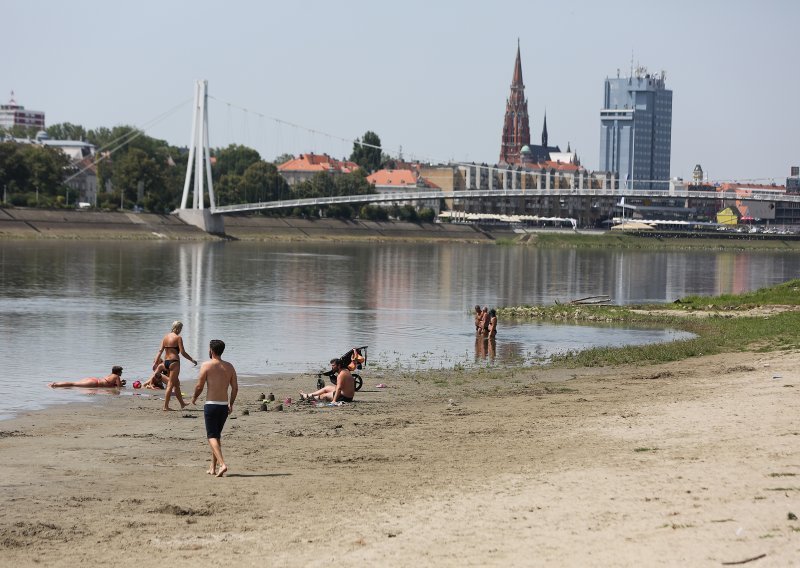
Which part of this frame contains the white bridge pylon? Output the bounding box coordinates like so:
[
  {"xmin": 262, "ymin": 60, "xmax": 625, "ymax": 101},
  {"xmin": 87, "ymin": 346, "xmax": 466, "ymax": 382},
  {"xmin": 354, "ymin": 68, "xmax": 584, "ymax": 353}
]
[{"xmin": 180, "ymin": 80, "xmax": 215, "ymax": 211}]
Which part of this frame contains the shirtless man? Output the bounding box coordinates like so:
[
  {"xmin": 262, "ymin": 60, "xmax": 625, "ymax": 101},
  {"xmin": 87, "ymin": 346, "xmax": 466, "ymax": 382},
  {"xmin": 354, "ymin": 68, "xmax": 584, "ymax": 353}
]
[
  {"xmin": 49, "ymin": 366, "xmax": 126, "ymax": 388},
  {"xmin": 300, "ymin": 358, "xmax": 355, "ymax": 403},
  {"xmin": 191, "ymin": 339, "xmax": 238, "ymax": 478}
]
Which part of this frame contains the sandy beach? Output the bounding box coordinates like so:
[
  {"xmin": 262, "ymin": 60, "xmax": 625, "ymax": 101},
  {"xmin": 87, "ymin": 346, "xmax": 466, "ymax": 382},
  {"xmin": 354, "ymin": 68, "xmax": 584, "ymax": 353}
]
[{"xmin": 1, "ymin": 349, "xmax": 798, "ymax": 567}]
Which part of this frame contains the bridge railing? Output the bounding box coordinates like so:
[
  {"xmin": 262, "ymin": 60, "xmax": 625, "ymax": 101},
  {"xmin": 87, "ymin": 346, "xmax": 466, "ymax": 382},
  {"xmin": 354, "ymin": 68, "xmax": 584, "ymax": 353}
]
[{"xmin": 210, "ymin": 188, "xmax": 800, "ymax": 214}]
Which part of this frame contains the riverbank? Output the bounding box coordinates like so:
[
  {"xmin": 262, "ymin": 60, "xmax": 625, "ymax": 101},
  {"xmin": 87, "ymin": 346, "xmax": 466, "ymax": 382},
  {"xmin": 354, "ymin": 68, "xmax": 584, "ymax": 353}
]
[
  {"xmin": 1, "ymin": 346, "xmax": 798, "ymax": 566},
  {"xmin": 5, "ymin": 207, "xmax": 800, "ymax": 249},
  {"xmin": 0, "ymin": 207, "xmax": 492, "ymax": 242}
]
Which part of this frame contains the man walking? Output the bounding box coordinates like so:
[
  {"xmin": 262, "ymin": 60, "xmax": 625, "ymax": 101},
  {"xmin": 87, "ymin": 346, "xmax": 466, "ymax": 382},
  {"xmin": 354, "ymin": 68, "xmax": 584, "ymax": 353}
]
[{"xmin": 192, "ymin": 339, "xmax": 238, "ymax": 477}]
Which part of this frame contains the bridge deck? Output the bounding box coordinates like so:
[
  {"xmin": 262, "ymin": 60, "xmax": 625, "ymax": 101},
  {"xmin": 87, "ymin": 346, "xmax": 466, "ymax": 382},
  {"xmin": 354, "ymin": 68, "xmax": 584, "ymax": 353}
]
[{"xmin": 210, "ymin": 188, "xmax": 800, "ymax": 214}]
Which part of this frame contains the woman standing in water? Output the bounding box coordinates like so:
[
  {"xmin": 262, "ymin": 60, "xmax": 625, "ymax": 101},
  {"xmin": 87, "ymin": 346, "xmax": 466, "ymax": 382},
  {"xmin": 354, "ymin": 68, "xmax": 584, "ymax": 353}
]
[{"xmin": 153, "ymin": 321, "xmax": 197, "ymax": 411}]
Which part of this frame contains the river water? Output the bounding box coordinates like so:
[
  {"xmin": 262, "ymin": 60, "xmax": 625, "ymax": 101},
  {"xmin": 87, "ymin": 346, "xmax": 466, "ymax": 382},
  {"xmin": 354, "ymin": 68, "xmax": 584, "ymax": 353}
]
[{"xmin": 2, "ymin": 239, "xmax": 799, "ymax": 419}]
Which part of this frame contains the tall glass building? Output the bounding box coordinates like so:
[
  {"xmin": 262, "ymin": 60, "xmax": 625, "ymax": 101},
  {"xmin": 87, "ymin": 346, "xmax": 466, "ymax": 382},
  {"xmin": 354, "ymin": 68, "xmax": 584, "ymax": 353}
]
[{"xmin": 599, "ymin": 69, "xmax": 672, "ymax": 189}]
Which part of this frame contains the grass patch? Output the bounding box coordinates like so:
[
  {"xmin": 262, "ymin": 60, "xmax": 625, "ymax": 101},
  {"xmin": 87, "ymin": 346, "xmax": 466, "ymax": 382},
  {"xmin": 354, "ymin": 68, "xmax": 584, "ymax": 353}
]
[
  {"xmin": 634, "ymin": 447, "xmax": 658, "ymax": 453},
  {"xmin": 497, "ymin": 279, "xmax": 800, "ymax": 368},
  {"xmin": 494, "ymin": 237, "xmax": 518, "ymax": 246},
  {"xmin": 528, "ymin": 232, "xmax": 800, "ymax": 251}
]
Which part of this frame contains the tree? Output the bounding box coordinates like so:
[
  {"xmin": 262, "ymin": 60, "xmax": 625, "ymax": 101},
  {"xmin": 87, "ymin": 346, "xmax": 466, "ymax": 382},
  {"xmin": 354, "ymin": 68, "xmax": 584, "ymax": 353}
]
[
  {"xmin": 273, "ymin": 153, "xmax": 294, "ymax": 165},
  {"xmin": 240, "ymin": 161, "xmax": 289, "ymax": 203},
  {"xmin": 350, "ymin": 131, "xmax": 382, "ymax": 173},
  {"xmin": 18, "ymin": 145, "xmax": 69, "ymax": 197},
  {"xmin": 6, "ymin": 125, "xmax": 40, "ymax": 139},
  {"xmin": 418, "ymin": 207, "xmax": 436, "ymax": 222},
  {"xmin": 334, "ymin": 169, "xmax": 372, "ymax": 196},
  {"xmin": 0, "ymin": 142, "xmax": 29, "ymax": 194},
  {"xmin": 215, "ymin": 173, "xmax": 244, "ymax": 206},
  {"xmin": 295, "ymin": 171, "xmax": 336, "ymax": 200},
  {"xmin": 213, "ymin": 144, "xmax": 261, "ymax": 178},
  {"xmin": 46, "ymin": 123, "xmax": 87, "ymax": 141},
  {"xmin": 112, "ymin": 148, "xmax": 166, "ymax": 208},
  {"xmin": 359, "ymin": 204, "xmax": 389, "ymax": 221}
]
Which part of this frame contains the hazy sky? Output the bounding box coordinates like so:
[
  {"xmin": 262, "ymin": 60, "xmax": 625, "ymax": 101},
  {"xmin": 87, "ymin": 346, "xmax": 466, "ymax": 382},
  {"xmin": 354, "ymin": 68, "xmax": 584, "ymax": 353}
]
[{"xmin": 4, "ymin": 0, "xmax": 798, "ymax": 183}]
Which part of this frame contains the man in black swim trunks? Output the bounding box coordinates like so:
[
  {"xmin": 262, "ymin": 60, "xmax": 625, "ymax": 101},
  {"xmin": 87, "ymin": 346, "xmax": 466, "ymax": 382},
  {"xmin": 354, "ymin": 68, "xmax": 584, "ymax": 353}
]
[
  {"xmin": 300, "ymin": 358, "xmax": 355, "ymax": 403},
  {"xmin": 191, "ymin": 339, "xmax": 238, "ymax": 477}
]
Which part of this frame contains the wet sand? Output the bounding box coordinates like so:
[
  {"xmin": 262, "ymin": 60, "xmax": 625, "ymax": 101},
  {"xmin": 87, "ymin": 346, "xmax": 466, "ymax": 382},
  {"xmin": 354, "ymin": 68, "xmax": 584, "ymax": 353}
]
[{"xmin": 1, "ymin": 351, "xmax": 798, "ymax": 566}]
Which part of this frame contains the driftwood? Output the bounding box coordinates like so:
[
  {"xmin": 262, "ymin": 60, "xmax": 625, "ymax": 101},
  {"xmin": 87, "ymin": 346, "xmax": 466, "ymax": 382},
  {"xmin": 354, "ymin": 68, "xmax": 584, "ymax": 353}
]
[
  {"xmin": 569, "ymin": 295, "xmax": 612, "ymax": 305},
  {"xmin": 721, "ymin": 553, "xmax": 766, "ymax": 565}
]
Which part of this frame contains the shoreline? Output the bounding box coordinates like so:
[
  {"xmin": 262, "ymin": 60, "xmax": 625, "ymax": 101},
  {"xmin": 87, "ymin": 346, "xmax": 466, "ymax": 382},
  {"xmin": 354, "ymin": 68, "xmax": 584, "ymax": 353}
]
[
  {"xmin": 4, "ymin": 207, "xmax": 800, "ymax": 249},
  {"xmin": 2, "ymin": 350, "xmax": 797, "ymax": 566}
]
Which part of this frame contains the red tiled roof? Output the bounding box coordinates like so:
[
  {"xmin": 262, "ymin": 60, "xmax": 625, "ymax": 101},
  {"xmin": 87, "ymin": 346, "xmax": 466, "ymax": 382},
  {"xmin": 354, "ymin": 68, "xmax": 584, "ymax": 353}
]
[
  {"xmin": 278, "ymin": 153, "xmax": 359, "ymax": 174},
  {"xmin": 367, "ymin": 169, "xmax": 418, "ymax": 187},
  {"xmin": 542, "ymin": 160, "xmax": 581, "ymax": 172},
  {"xmin": 419, "ymin": 177, "xmax": 440, "ymax": 189}
]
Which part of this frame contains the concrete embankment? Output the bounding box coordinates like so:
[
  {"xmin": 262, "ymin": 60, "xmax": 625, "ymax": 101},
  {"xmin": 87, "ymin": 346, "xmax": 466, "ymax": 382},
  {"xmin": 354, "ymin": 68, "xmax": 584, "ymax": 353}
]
[
  {"xmin": 0, "ymin": 207, "xmax": 496, "ymax": 242},
  {"xmin": 0, "ymin": 207, "xmax": 211, "ymax": 240}
]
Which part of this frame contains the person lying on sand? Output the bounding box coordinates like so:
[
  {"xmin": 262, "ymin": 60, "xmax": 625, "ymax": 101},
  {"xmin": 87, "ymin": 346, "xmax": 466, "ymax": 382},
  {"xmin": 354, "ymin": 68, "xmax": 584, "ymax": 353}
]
[
  {"xmin": 49, "ymin": 366, "xmax": 126, "ymax": 388},
  {"xmin": 300, "ymin": 358, "xmax": 355, "ymax": 403}
]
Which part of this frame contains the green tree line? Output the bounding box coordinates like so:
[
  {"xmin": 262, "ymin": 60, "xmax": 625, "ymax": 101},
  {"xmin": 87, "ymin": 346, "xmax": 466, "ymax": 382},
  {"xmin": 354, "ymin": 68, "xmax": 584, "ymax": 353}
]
[{"xmin": 1, "ymin": 125, "xmax": 435, "ymax": 221}]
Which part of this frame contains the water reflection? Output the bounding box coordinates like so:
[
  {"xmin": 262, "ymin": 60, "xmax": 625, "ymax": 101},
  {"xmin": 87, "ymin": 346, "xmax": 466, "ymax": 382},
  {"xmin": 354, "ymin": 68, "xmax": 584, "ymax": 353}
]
[{"xmin": 1, "ymin": 239, "xmax": 799, "ymax": 418}]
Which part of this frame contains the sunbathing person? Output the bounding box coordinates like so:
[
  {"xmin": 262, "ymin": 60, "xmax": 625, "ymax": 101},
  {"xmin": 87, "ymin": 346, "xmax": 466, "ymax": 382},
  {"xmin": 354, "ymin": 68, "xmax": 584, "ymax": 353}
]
[
  {"xmin": 143, "ymin": 359, "xmax": 168, "ymax": 389},
  {"xmin": 49, "ymin": 366, "xmax": 126, "ymax": 388},
  {"xmin": 300, "ymin": 358, "xmax": 355, "ymax": 403}
]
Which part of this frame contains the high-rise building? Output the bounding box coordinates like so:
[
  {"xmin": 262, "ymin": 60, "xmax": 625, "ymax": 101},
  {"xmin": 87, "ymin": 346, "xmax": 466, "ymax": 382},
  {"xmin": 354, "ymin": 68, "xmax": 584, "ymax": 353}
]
[
  {"xmin": 787, "ymin": 166, "xmax": 800, "ymax": 194},
  {"xmin": 0, "ymin": 91, "xmax": 45, "ymax": 132},
  {"xmin": 599, "ymin": 68, "xmax": 672, "ymax": 189}
]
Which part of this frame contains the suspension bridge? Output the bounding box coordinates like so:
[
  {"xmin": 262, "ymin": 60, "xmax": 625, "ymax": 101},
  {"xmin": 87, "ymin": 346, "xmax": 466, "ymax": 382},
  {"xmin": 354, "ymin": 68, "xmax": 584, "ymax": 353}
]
[{"xmin": 157, "ymin": 81, "xmax": 800, "ymax": 233}]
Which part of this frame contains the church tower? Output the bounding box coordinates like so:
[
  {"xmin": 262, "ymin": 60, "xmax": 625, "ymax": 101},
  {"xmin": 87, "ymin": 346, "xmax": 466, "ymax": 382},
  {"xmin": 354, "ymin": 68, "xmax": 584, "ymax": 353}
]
[
  {"xmin": 542, "ymin": 111, "xmax": 548, "ymax": 147},
  {"xmin": 499, "ymin": 41, "xmax": 531, "ymax": 164}
]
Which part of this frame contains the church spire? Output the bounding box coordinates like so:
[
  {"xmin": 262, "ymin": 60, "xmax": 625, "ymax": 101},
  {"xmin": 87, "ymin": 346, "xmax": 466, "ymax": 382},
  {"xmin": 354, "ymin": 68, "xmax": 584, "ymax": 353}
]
[
  {"xmin": 499, "ymin": 40, "xmax": 531, "ymax": 164},
  {"xmin": 512, "ymin": 38, "xmax": 523, "ymax": 87},
  {"xmin": 542, "ymin": 111, "xmax": 548, "ymax": 148}
]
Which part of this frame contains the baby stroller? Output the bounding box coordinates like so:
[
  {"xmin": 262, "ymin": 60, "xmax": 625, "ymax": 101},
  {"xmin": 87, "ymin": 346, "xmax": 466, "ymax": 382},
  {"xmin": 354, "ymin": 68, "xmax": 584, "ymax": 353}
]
[{"xmin": 316, "ymin": 346, "xmax": 367, "ymax": 392}]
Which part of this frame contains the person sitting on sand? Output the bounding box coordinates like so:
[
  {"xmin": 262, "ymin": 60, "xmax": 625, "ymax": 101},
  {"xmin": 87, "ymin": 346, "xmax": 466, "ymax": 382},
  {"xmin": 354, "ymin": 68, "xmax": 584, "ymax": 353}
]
[
  {"xmin": 49, "ymin": 366, "xmax": 126, "ymax": 388},
  {"xmin": 142, "ymin": 358, "xmax": 167, "ymax": 389},
  {"xmin": 300, "ymin": 358, "xmax": 355, "ymax": 403}
]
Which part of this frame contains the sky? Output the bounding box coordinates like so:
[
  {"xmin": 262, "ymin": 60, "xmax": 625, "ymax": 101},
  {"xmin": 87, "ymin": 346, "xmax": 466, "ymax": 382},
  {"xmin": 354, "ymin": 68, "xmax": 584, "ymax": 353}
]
[{"xmin": 4, "ymin": 0, "xmax": 798, "ymax": 184}]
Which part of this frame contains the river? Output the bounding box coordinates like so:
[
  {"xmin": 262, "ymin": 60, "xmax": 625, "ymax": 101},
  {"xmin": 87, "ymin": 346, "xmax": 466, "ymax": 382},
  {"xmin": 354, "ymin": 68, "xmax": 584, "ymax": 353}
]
[{"xmin": 1, "ymin": 239, "xmax": 798, "ymax": 419}]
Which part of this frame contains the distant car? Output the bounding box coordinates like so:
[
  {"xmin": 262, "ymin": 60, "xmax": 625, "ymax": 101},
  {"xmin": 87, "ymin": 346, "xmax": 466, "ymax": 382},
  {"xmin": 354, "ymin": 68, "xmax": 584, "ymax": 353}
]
[{"xmin": 77, "ymin": 202, "xmax": 92, "ymax": 209}]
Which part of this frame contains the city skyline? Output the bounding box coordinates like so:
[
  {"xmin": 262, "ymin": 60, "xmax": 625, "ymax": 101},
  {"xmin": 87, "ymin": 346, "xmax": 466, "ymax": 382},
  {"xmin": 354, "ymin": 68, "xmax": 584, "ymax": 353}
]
[{"xmin": 4, "ymin": 0, "xmax": 798, "ymax": 184}]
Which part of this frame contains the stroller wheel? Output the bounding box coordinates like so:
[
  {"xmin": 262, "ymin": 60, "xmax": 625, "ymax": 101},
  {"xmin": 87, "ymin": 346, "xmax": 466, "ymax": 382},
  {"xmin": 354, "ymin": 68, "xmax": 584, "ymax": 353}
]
[{"xmin": 353, "ymin": 373, "xmax": 363, "ymax": 392}]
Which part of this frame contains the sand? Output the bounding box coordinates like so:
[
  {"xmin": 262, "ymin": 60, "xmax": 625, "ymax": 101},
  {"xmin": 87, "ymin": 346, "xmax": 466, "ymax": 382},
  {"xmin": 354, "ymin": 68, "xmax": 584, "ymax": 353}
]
[{"xmin": 1, "ymin": 350, "xmax": 798, "ymax": 567}]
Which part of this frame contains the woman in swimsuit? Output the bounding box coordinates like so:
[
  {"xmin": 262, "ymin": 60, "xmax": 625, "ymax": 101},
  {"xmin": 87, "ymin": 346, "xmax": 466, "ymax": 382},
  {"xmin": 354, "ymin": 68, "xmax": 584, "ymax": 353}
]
[
  {"xmin": 49, "ymin": 366, "xmax": 126, "ymax": 388},
  {"xmin": 153, "ymin": 320, "xmax": 197, "ymax": 411}
]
